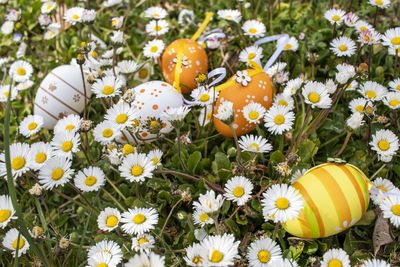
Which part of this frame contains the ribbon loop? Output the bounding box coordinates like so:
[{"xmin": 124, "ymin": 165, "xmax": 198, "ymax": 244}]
[{"xmin": 254, "ymin": 33, "xmax": 290, "ymax": 72}]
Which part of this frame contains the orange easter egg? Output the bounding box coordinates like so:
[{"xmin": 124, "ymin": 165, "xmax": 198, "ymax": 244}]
[
  {"xmin": 161, "ymin": 38, "xmax": 208, "ymax": 94},
  {"xmin": 214, "ymin": 70, "xmax": 274, "ymax": 137}
]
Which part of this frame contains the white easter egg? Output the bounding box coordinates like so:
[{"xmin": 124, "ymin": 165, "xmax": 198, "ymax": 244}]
[
  {"xmin": 34, "ymin": 65, "xmax": 91, "ymax": 129},
  {"xmin": 133, "ymin": 81, "xmax": 183, "ymax": 141}
]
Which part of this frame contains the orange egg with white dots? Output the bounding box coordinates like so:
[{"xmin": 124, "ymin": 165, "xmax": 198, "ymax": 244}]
[
  {"xmin": 133, "ymin": 81, "xmax": 183, "ymax": 142},
  {"xmin": 161, "ymin": 38, "xmax": 208, "ymax": 94},
  {"xmin": 214, "ymin": 71, "xmax": 274, "ymax": 137}
]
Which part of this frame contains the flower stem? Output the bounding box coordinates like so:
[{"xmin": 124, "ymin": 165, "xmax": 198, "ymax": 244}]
[
  {"xmin": 229, "ymin": 124, "xmax": 243, "ymax": 166},
  {"xmin": 159, "ymin": 198, "xmax": 184, "ymax": 237},
  {"xmin": 272, "ymin": 222, "xmax": 280, "ymax": 241},
  {"xmin": 176, "ymin": 128, "xmax": 188, "ymax": 172},
  {"xmin": 334, "ymin": 131, "xmax": 352, "ymax": 158},
  {"xmin": 101, "ymin": 187, "xmax": 126, "ymax": 211}
]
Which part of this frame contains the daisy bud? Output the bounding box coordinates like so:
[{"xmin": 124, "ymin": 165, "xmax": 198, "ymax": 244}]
[
  {"xmin": 31, "ymin": 226, "xmax": 45, "ymax": 239},
  {"xmin": 29, "ymin": 183, "xmax": 44, "ymax": 197},
  {"xmin": 80, "ymin": 120, "xmax": 92, "ymax": 132},
  {"xmin": 76, "ymin": 53, "xmax": 85, "ymax": 64},
  {"xmin": 81, "ymin": 9, "xmax": 96, "ymax": 24},
  {"xmin": 59, "ymin": 237, "xmax": 70, "ymax": 249}
]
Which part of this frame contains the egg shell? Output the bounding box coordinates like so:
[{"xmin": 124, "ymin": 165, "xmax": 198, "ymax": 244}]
[
  {"xmin": 283, "ymin": 163, "xmax": 371, "ymax": 239},
  {"xmin": 161, "ymin": 38, "xmax": 208, "ymax": 94},
  {"xmin": 133, "ymin": 81, "xmax": 183, "ymax": 142},
  {"xmin": 34, "ymin": 65, "xmax": 91, "ymax": 129},
  {"xmin": 213, "ymin": 70, "xmax": 274, "ymax": 137}
]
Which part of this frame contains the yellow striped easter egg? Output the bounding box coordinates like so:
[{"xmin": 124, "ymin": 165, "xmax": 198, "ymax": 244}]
[{"xmin": 283, "ymin": 163, "xmax": 372, "ymax": 238}]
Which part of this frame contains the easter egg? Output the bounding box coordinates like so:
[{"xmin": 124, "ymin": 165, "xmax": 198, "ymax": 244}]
[
  {"xmin": 34, "ymin": 65, "xmax": 91, "ymax": 129},
  {"xmin": 213, "ymin": 70, "xmax": 274, "ymax": 137},
  {"xmin": 133, "ymin": 81, "xmax": 183, "ymax": 142},
  {"xmin": 161, "ymin": 38, "xmax": 208, "ymax": 94},
  {"xmin": 283, "ymin": 163, "xmax": 371, "ymax": 239}
]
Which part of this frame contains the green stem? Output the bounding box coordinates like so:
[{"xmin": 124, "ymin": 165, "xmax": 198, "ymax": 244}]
[
  {"xmin": 101, "ymin": 187, "xmax": 126, "ymax": 211},
  {"xmin": 176, "ymin": 128, "xmax": 188, "ymax": 172},
  {"xmin": 334, "ymin": 132, "xmax": 352, "ymax": 158},
  {"xmin": 272, "ymin": 222, "xmax": 280, "ymax": 241},
  {"xmin": 319, "ymin": 131, "xmax": 346, "ymax": 149}
]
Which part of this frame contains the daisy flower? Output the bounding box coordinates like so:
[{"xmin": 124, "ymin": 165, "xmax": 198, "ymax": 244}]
[
  {"xmin": 193, "ymin": 190, "xmax": 224, "ymax": 213},
  {"xmin": 344, "ymin": 12, "xmax": 359, "ymax": 27},
  {"xmin": 0, "ymin": 143, "xmax": 31, "ymax": 179},
  {"xmin": 358, "ymin": 29, "xmax": 382, "ymax": 46},
  {"xmin": 184, "ymin": 243, "xmax": 208, "ymax": 266},
  {"xmin": 276, "ymin": 258, "xmax": 299, "ymax": 267},
  {"xmin": 283, "ymin": 78, "xmax": 303, "ymax": 96},
  {"xmin": 242, "ymin": 102, "xmax": 266, "ymax": 124},
  {"xmin": 330, "ymin": 36, "xmax": 356, "ymax": 57},
  {"xmin": 88, "ymin": 240, "xmax": 123, "ymax": 265},
  {"xmin": 273, "ymin": 93, "xmax": 295, "ymax": 110},
  {"xmin": 382, "ymin": 27, "xmax": 400, "ymax": 49},
  {"xmin": 111, "ymin": 16, "xmax": 123, "ymax": 29},
  {"xmin": 201, "ymin": 234, "xmax": 240, "ymax": 266},
  {"xmin": 346, "ymin": 112, "xmax": 364, "ymax": 130},
  {"xmin": 278, "ymin": 36, "xmax": 299, "ymax": 52},
  {"xmin": 145, "ymin": 6, "xmax": 168, "ymax": 19},
  {"xmin": 238, "ymin": 46, "xmax": 264, "ymax": 63},
  {"xmin": 134, "ymin": 62, "xmax": 153, "ymax": 82},
  {"xmin": 261, "ymin": 183, "xmax": 304, "ymax": 223},
  {"xmin": 214, "ymin": 100, "xmax": 234, "ymax": 123},
  {"xmin": 368, "ymin": 0, "xmax": 391, "ymax": 9},
  {"xmin": 2, "ymin": 228, "xmax": 29, "ymax": 257},
  {"xmin": 122, "ymin": 144, "xmax": 135, "ymax": 157},
  {"xmin": 74, "ymin": 166, "xmax": 105, "ymax": 192},
  {"xmin": 105, "ymin": 101, "xmax": 137, "ymax": 130},
  {"xmin": 87, "ymin": 252, "xmax": 115, "ymax": 267},
  {"xmin": 97, "ymin": 207, "xmax": 121, "ymax": 232},
  {"xmin": 324, "ymin": 79, "xmax": 337, "ymax": 94},
  {"xmin": 388, "ymin": 46, "xmax": 400, "ymax": 57},
  {"xmin": 93, "ymin": 121, "xmax": 122, "ymax": 145},
  {"xmin": 238, "ymin": 134, "xmax": 272, "ymax": 153},
  {"xmin": 190, "ymin": 86, "xmax": 219, "ymax": 106},
  {"xmin": 1, "ymin": 21, "xmax": 14, "ymax": 35},
  {"xmin": 15, "ymin": 80, "xmax": 34, "ymax": 91},
  {"xmin": 370, "ymin": 129, "xmax": 399, "ymax": 157},
  {"xmin": 199, "ymin": 105, "xmax": 213, "ymax": 127},
  {"xmin": 381, "ymin": 195, "xmax": 400, "ymax": 227},
  {"xmin": 354, "ymin": 20, "xmax": 373, "ymax": 33},
  {"xmin": 54, "ymin": 114, "xmax": 82, "ymax": 134},
  {"xmin": 345, "ymin": 80, "xmax": 358, "ymax": 91},
  {"xmin": 359, "ymin": 81, "xmax": 388, "ymax": 101},
  {"xmin": 290, "ymin": 168, "xmax": 308, "ymax": 184},
  {"xmin": 0, "ymin": 195, "xmax": 16, "ymax": 229},
  {"xmin": 120, "ymin": 207, "xmax": 159, "ymax": 235},
  {"xmin": 302, "ymin": 81, "xmax": 332, "ymax": 108},
  {"xmin": 383, "ymin": 92, "xmax": 400, "ymax": 109},
  {"xmin": 92, "ymin": 75, "xmax": 123, "ymax": 98},
  {"xmin": 335, "ymin": 63, "xmax": 356, "ymax": 84},
  {"xmin": 110, "ymin": 30, "xmax": 124, "ymax": 44},
  {"xmin": 266, "ymin": 62, "xmax": 287, "ymax": 77},
  {"xmin": 9, "ymin": 60, "xmax": 33, "ymax": 82},
  {"xmin": 360, "ymin": 259, "xmax": 390, "ymax": 267},
  {"xmin": 125, "ymin": 251, "xmax": 165, "ymax": 267},
  {"xmin": 370, "ymin": 177, "xmax": 396, "ymax": 205},
  {"xmin": 388, "ymin": 78, "xmax": 400, "ymax": 91},
  {"xmin": 82, "ymin": 9, "xmax": 96, "ymax": 23},
  {"xmin": 161, "ymin": 106, "xmax": 191, "ymax": 127},
  {"xmin": 29, "ymin": 142, "xmax": 53, "ymax": 171},
  {"xmin": 44, "ymin": 23, "xmax": 60, "ymax": 40},
  {"xmin": 242, "ymin": 20, "xmax": 266, "ymax": 38},
  {"xmin": 146, "ymin": 19, "xmax": 169, "ymax": 36},
  {"xmin": 51, "ymin": 131, "xmax": 80, "ymax": 159},
  {"xmin": 193, "ymin": 208, "xmax": 214, "ymax": 227},
  {"xmin": 217, "ymin": 9, "xmax": 241, "ymax": 23},
  {"xmin": 131, "ymin": 234, "xmax": 155, "ymax": 252},
  {"xmin": 178, "ymin": 9, "xmax": 195, "ymax": 26},
  {"xmin": 119, "ymin": 153, "xmax": 155, "ymax": 183},
  {"xmin": 103, "ymin": 0, "xmax": 122, "ymax": 8},
  {"xmin": 320, "ymin": 248, "xmax": 350, "ymax": 267},
  {"xmin": 143, "ymin": 39, "xmax": 165, "ymax": 59},
  {"xmin": 41, "ymin": 1, "xmax": 56, "ymax": 13},
  {"xmin": 224, "ymin": 176, "xmax": 253, "ymax": 206},
  {"xmin": 117, "ymin": 60, "xmax": 138, "ymax": 74},
  {"xmin": 63, "ymin": 7, "xmax": 84, "ymax": 25},
  {"xmin": 147, "ymin": 149, "xmax": 163, "ymax": 167},
  {"xmin": 324, "ymin": 9, "xmax": 346, "ymax": 25},
  {"xmin": 38, "ymin": 156, "xmax": 74, "ymax": 190},
  {"xmin": 264, "ymin": 105, "xmax": 295, "ymax": 135},
  {"xmin": 19, "ymin": 114, "xmax": 43, "ymax": 137},
  {"xmin": 247, "ymin": 237, "xmax": 283, "ymax": 266}
]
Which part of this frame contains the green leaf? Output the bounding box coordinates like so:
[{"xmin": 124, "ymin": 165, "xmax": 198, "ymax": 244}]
[
  {"xmin": 225, "ymin": 219, "xmax": 240, "ymax": 237},
  {"xmin": 221, "ymin": 200, "xmax": 231, "ymax": 215},
  {"xmin": 270, "ymin": 150, "xmax": 284, "ymax": 164},
  {"xmin": 236, "ymin": 212, "xmax": 248, "ymax": 226},
  {"xmin": 304, "ymin": 241, "xmax": 318, "ymax": 255},
  {"xmin": 298, "ymin": 139, "xmax": 318, "ymax": 163},
  {"xmin": 187, "ymin": 151, "xmax": 202, "ymax": 175},
  {"xmin": 355, "ymin": 210, "xmax": 376, "ymax": 226}
]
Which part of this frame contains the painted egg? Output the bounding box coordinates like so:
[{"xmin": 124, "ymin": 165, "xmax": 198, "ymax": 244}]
[
  {"xmin": 283, "ymin": 163, "xmax": 371, "ymax": 239},
  {"xmin": 161, "ymin": 38, "xmax": 208, "ymax": 94},
  {"xmin": 34, "ymin": 65, "xmax": 91, "ymax": 129},
  {"xmin": 213, "ymin": 70, "xmax": 274, "ymax": 137},
  {"xmin": 133, "ymin": 81, "xmax": 183, "ymax": 142}
]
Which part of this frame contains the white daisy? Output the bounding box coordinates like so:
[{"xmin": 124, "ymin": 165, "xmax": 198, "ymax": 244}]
[
  {"xmin": 161, "ymin": 106, "xmax": 191, "ymax": 127},
  {"xmin": 242, "ymin": 20, "xmax": 266, "ymax": 38},
  {"xmin": 134, "ymin": 62, "xmax": 153, "ymax": 82},
  {"xmin": 0, "ymin": 143, "xmax": 31, "ymax": 179},
  {"xmin": 44, "ymin": 23, "xmax": 60, "ymax": 40},
  {"xmin": 178, "ymin": 9, "xmax": 195, "ymax": 26},
  {"xmin": 117, "ymin": 60, "xmax": 138, "ymax": 74},
  {"xmin": 97, "ymin": 207, "xmax": 121, "ymax": 232},
  {"xmin": 9, "ymin": 60, "xmax": 33, "ymax": 82},
  {"xmin": 360, "ymin": 259, "xmax": 390, "ymax": 267},
  {"xmin": 358, "ymin": 28, "xmax": 382, "ymax": 46},
  {"xmin": 63, "ymin": 7, "xmax": 84, "ymax": 25},
  {"xmin": 190, "ymin": 86, "xmax": 219, "ymax": 106},
  {"xmin": 381, "ymin": 195, "xmax": 400, "ymax": 227},
  {"xmin": 1, "ymin": 21, "xmax": 14, "ymax": 35},
  {"xmin": 279, "ymin": 36, "xmax": 299, "ymax": 52},
  {"xmin": 147, "ymin": 149, "xmax": 163, "ymax": 167},
  {"xmin": 247, "ymin": 237, "xmax": 283, "ymax": 266},
  {"xmin": 2, "ymin": 228, "xmax": 29, "ymax": 257},
  {"xmin": 131, "ymin": 233, "xmax": 155, "ymax": 252},
  {"xmin": 320, "ymin": 248, "xmax": 350, "ymax": 267},
  {"xmin": 87, "ymin": 252, "xmax": 116, "ymax": 267},
  {"xmin": 242, "ymin": 102, "xmax": 266, "ymax": 124},
  {"xmin": 54, "ymin": 114, "xmax": 82, "ymax": 134},
  {"xmin": 29, "ymin": 142, "xmax": 53, "ymax": 171},
  {"xmin": 261, "ymin": 183, "xmax": 304, "ymax": 223},
  {"xmin": 224, "ymin": 176, "xmax": 253, "ymax": 206},
  {"xmin": 358, "ymin": 81, "xmax": 388, "ymax": 101},
  {"xmin": 266, "ymin": 62, "xmax": 287, "ymax": 77},
  {"xmin": 51, "ymin": 131, "xmax": 80, "ymax": 159},
  {"xmin": 368, "ymin": 0, "xmax": 391, "ymax": 9},
  {"xmin": 370, "ymin": 177, "xmax": 396, "ymax": 205},
  {"xmin": 19, "ymin": 115, "xmax": 43, "ymax": 137},
  {"xmin": 110, "ymin": 30, "xmax": 124, "ymax": 44},
  {"xmin": 335, "ymin": 63, "xmax": 356, "ymax": 84},
  {"xmin": 111, "ymin": 16, "xmax": 124, "ymax": 29},
  {"xmin": 302, "ymin": 81, "xmax": 332, "ymax": 108},
  {"xmin": 184, "ymin": 243, "xmax": 208, "ymax": 266},
  {"xmin": 193, "ymin": 190, "xmax": 224, "ymax": 214},
  {"xmin": 0, "ymin": 195, "xmax": 16, "ymax": 229},
  {"xmin": 121, "ymin": 144, "xmax": 135, "ymax": 157},
  {"xmin": 373, "ymin": 177, "xmax": 396, "ymax": 194},
  {"xmin": 82, "ymin": 9, "xmax": 96, "ymax": 23},
  {"xmin": 145, "ymin": 6, "xmax": 168, "ymax": 19},
  {"xmin": 283, "ymin": 78, "xmax": 303, "ymax": 96},
  {"xmin": 290, "ymin": 168, "xmax": 308, "ymax": 184},
  {"xmin": 105, "ymin": 101, "xmax": 137, "ymax": 130},
  {"xmin": 103, "ymin": 0, "xmax": 122, "ymax": 8},
  {"xmin": 273, "ymin": 93, "xmax": 295, "ymax": 110},
  {"xmin": 388, "ymin": 78, "xmax": 400, "ymax": 91},
  {"xmin": 201, "ymin": 234, "xmax": 240, "ymax": 266},
  {"xmin": 120, "ymin": 207, "xmax": 159, "ymax": 235},
  {"xmin": 217, "ymin": 9, "xmax": 241, "ymax": 23},
  {"xmin": 345, "ymin": 80, "xmax": 358, "ymax": 91},
  {"xmin": 74, "ymin": 166, "xmax": 105, "ymax": 192},
  {"xmin": 93, "ymin": 121, "xmax": 122, "ymax": 145},
  {"xmin": 370, "ymin": 129, "xmax": 399, "ymax": 157},
  {"xmin": 199, "ymin": 105, "xmax": 213, "ymax": 127},
  {"xmin": 382, "ymin": 27, "xmax": 400, "ymax": 49},
  {"xmin": 239, "ymin": 46, "xmax": 264, "ymax": 63},
  {"xmin": 119, "ymin": 153, "xmax": 155, "ymax": 183},
  {"xmin": 330, "ymin": 36, "xmax": 356, "ymax": 57},
  {"xmin": 125, "ymin": 251, "xmax": 165, "ymax": 267},
  {"xmin": 214, "ymin": 100, "xmax": 234, "ymax": 123},
  {"xmin": 344, "ymin": 12, "xmax": 359, "ymax": 27},
  {"xmin": 324, "ymin": 9, "xmax": 346, "ymax": 25},
  {"xmin": 354, "ymin": 20, "xmax": 373, "ymax": 33},
  {"xmin": 38, "ymin": 156, "xmax": 74, "ymax": 190},
  {"xmin": 143, "ymin": 39, "xmax": 165, "ymax": 59},
  {"xmin": 346, "ymin": 112, "xmax": 364, "ymax": 130},
  {"xmin": 238, "ymin": 134, "xmax": 273, "ymax": 153},
  {"xmin": 383, "ymin": 92, "xmax": 400, "ymax": 109},
  {"xmin": 388, "ymin": 46, "xmax": 400, "ymax": 57},
  {"xmin": 87, "ymin": 240, "xmax": 122, "ymax": 265},
  {"xmin": 264, "ymin": 105, "xmax": 295, "ymax": 135},
  {"xmin": 193, "ymin": 208, "xmax": 214, "ymax": 227},
  {"xmin": 146, "ymin": 19, "xmax": 169, "ymax": 36},
  {"xmin": 41, "ymin": 1, "xmax": 56, "ymax": 13},
  {"xmin": 92, "ymin": 75, "xmax": 123, "ymax": 98},
  {"xmin": 15, "ymin": 80, "xmax": 34, "ymax": 91}
]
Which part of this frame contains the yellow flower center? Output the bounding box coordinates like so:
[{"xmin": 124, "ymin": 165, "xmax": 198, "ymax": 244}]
[
  {"xmin": 91, "ymin": 51, "xmax": 97, "ymax": 58},
  {"xmin": 233, "ymin": 186, "xmax": 244, "ymax": 197},
  {"xmin": 103, "ymin": 86, "xmax": 114, "ymax": 95},
  {"xmin": 150, "ymin": 120, "xmax": 158, "ymax": 128},
  {"xmin": 355, "ymin": 105, "xmax": 364, "ymax": 113},
  {"xmin": 154, "ymin": 25, "xmax": 162, "ymax": 31},
  {"xmin": 65, "ymin": 124, "xmax": 75, "ymax": 131},
  {"xmin": 133, "ymin": 214, "xmax": 146, "ymax": 224},
  {"xmin": 4, "ymin": 92, "xmax": 8, "ymax": 97},
  {"xmin": 276, "ymin": 197, "xmax": 289, "ymax": 209},
  {"xmin": 61, "ymin": 141, "xmax": 73, "ymax": 152},
  {"xmin": 132, "ymin": 119, "xmax": 140, "ymax": 127},
  {"xmin": 193, "ymin": 256, "xmax": 203, "ymax": 264},
  {"xmin": 248, "ymin": 52, "xmax": 256, "ymax": 59},
  {"xmin": 85, "ymin": 176, "xmax": 97, "ymax": 186},
  {"xmin": 112, "ymin": 19, "xmax": 117, "ymax": 25},
  {"xmin": 284, "ymin": 44, "xmax": 292, "ymax": 50},
  {"xmin": 116, "ymin": 114, "xmax": 128, "ymax": 124},
  {"xmin": 150, "ymin": 46, "xmax": 158, "ymax": 53},
  {"xmin": 151, "ymin": 158, "xmax": 158, "ymax": 165},
  {"xmin": 206, "ymin": 112, "xmax": 212, "ymax": 120},
  {"xmin": 0, "ymin": 210, "xmax": 11, "ymax": 222},
  {"xmin": 102, "ymin": 129, "xmax": 113, "ymax": 138},
  {"xmin": 226, "ymin": 15, "xmax": 232, "ymax": 18},
  {"xmin": 332, "ymin": 15, "xmax": 340, "ymax": 21},
  {"xmin": 376, "ymin": 0, "xmax": 383, "ymax": 4},
  {"xmin": 249, "ymin": 28, "xmax": 257, "ymax": 34},
  {"xmin": 97, "ymin": 263, "xmax": 107, "ymax": 267},
  {"xmin": 308, "ymin": 92, "xmax": 320, "ymax": 103},
  {"xmin": 328, "ymin": 259, "xmax": 342, "ymax": 267},
  {"xmin": 139, "ymin": 69, "xmax": 148, "ymax": 79},
  {"xmin": 377, "ymin": 186, "xmax": 387, "ymax": 192},
  {"xmin": 28, "ymin": 122, "xmax": 37, "ymax": 130},
  {"xmin": 258, "ymin": 250, "xmax": 271, "ymax": 263},
  {"xmin": 36, "ymin": 153, "xmax": 47, "ymax": 163},
  {"xmin": 396, "ymin": 85, "xmax": 400, "ymax": 91},
  {"xmin": 131, "ymin": 165, "xmax": 143, "ymax": 176},
  {"xmin": 106, "ymin": 215, "xmax": 118, "ymax": 227},
  {"xmin": 364, "ymin": 106, "xmax": 374, "ymax": 115},
  {"xmin": 17, "ymin": 68, "xmax": 26, "ymax": 76},
  {"xmin": 339, "ymin": 45, "xmax": 347, "ymax": 51},
  {"xmin": 210, "ymin": 250, "xmax": 223, "ymax": 263},
  {"xmin": 11, "ymin": 157, "xmax": 25, "ymax": 170},
  {"xmin": 360, "ymin": 26, "xmax": 367, "ymax": 31},
  {"xmin": 138, "ymin": 237, "xmax": 148, "ymax": 245},
  {"xmin": 46, "ymin": 4, "xmax": 53, "ymax": 10},
  {"xmin": 392, "ymin": 204, "xmax": 400, "ymax": 216},
  {"xmin": 392, "ymin": 37, "xmax": 400, "ymax": 46},
  {"xmin": 378, "ymin": 140, "xmax": 390, "ymax": 151},
  {"xmin": 278, "ymin": 100, "xmax": 288, "ymax": 107},
  {"xmin": 365, "ymin": 90, "xmax": 376, "ymax": 99},
  {"xmin": 248, "ymin": 111, "xmax": 259, "ymax": 120},
  {"xmin": 153, "ymin": 13, "xmax": 159, "ymax": 17},
  {"xmin": 274, "ymin": 114, "xmax": 285, "ymax": 125},
  {"xmin": 51, "ymin": 168, "xmax": 64, "ymax": 180},
  {"xmin": 199, "ymin": 213, "xmax": 210, "ymax": 222},
  {"xmin": 123, "ymin": 144, "xmax": 135, "ymax": 156},
  {"xmin": 249, "ymin": 143, "xmax": 259, "ymax": 151},
  {"xmin": 72, "ymin": 14, "xmax": 79, "ymax": 20},
  {"xmin": 389, "ymin": 99, "xmax": 400, "ymax": 107},
  {"xmin": 199, "ymin": 94, "xmax": 210, "ymax": 102},
  {"xmin": 13, "ymin": 238, "xmax": 25, "ymax": 250}
]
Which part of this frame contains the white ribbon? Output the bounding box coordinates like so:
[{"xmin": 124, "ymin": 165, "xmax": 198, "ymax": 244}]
[
  {"xmin": 254, "ymin": 33, "xmax": 289, "ymax": 72},
  {"xmin": 370, "ymin": 187, "xmax": 400, "ymax": 198}
]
